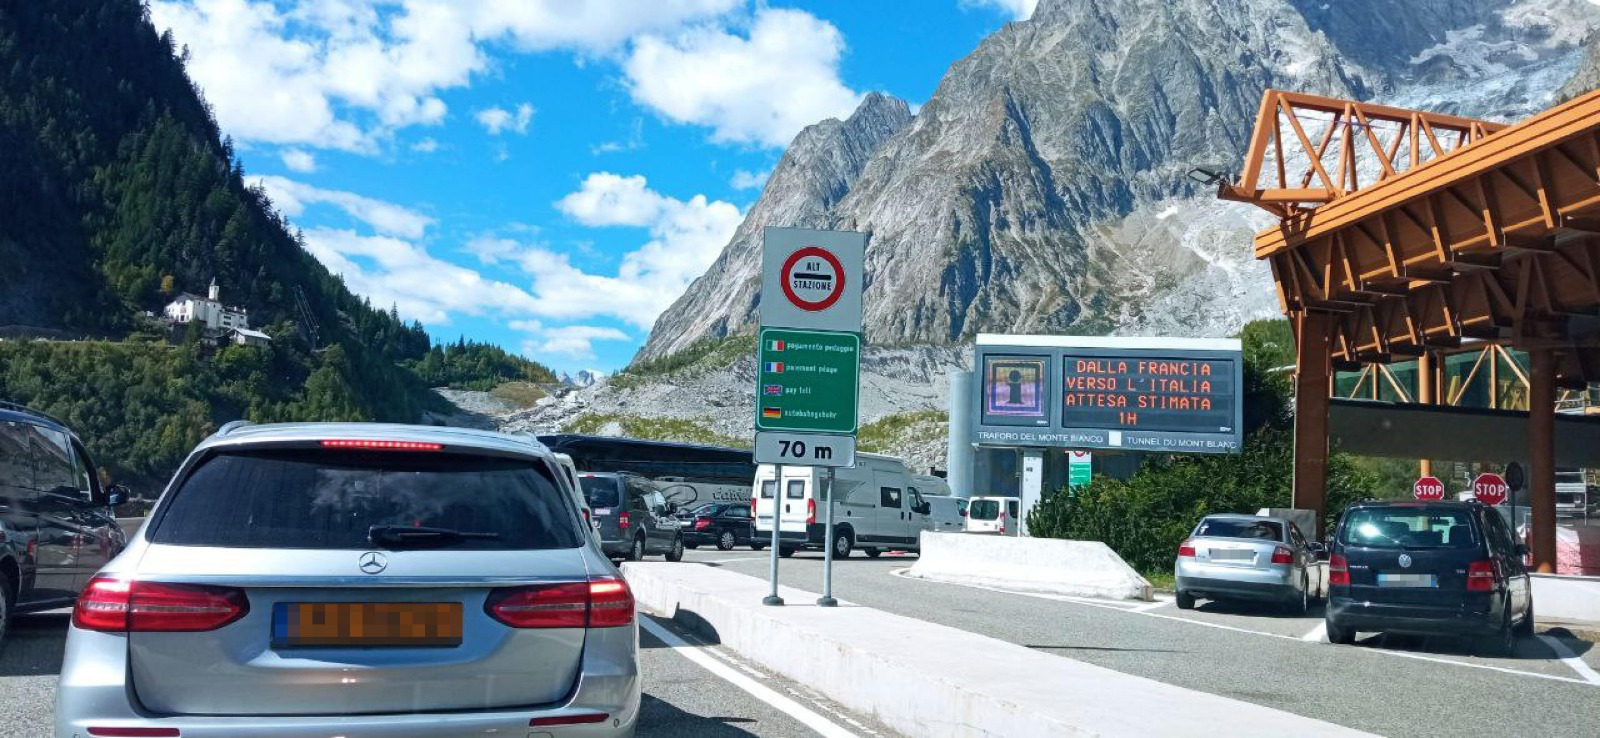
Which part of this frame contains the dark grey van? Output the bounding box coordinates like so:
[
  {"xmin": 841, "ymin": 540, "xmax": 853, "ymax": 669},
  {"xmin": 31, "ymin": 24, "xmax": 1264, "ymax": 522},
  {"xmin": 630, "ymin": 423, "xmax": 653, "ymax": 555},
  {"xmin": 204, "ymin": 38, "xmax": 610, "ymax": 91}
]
[
  {"xmin": 0, "ymin": 402, "xmax": 128, "ymax": 645},
  {"xmin": 579, "ymin": 472, "xmax": 684, "ymax": 562}
]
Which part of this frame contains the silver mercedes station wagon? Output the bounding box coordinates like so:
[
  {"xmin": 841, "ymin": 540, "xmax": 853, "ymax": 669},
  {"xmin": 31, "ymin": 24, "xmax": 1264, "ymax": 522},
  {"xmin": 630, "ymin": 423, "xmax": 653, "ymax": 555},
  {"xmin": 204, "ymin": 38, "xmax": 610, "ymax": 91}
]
[{"xmin": 55, "ymin": 422, "xmax": 639, "ymax": 738}]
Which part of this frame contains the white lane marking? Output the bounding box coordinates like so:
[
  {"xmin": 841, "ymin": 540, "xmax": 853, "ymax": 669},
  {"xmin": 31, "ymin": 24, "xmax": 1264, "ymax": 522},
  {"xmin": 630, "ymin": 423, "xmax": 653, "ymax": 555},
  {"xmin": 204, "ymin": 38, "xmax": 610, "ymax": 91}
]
[
  {"xmin": 1301, "ymin": 622, "xmax": 1328, "ymax": 642},
  {"xmin": 889, "ymin": 568, "xmax": 1598, "ymax": 688},
  {"xmin": 1130, "ymin": 599, "xmax": 1172, "ymax": 613},
  {"xmin": 638, "ymin": 616, "xmax": 860, "ymax": 738},
  {"xmin": 1538, "ymin": 635, "xmax": 1600, "ymax": 685}
]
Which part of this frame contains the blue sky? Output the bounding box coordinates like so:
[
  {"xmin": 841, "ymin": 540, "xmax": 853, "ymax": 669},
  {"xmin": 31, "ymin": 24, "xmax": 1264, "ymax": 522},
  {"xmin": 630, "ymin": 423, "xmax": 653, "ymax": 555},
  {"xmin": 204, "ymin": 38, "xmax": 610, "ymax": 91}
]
[{"xmin": 152, "ymin": 0, "xmax": 1035, "ymax": 375}]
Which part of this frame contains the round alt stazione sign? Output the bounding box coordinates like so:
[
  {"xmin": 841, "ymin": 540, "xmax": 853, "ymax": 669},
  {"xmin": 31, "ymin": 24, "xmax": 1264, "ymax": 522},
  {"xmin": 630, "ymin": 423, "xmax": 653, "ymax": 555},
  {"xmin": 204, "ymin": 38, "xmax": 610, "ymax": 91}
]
[{"xmin": 780, "ymin": 246, "xmax": 846, "ymax": 312}]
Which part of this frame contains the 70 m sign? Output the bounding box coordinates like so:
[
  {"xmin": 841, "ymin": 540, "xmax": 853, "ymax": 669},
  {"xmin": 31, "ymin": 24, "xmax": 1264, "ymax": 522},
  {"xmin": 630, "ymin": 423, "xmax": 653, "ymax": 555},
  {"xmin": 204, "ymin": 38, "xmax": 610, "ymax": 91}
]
[{"xmin": 754, "ymin": 432, "xmax": 855, "ymax": 468}]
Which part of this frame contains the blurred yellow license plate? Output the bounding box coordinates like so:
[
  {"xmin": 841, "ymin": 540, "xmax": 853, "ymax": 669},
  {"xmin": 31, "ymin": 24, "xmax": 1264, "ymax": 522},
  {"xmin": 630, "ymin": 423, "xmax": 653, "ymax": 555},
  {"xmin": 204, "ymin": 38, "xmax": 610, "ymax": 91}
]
[{"xmin": 273, "ymin": 602, "xmax": 463, "ymax": 647}]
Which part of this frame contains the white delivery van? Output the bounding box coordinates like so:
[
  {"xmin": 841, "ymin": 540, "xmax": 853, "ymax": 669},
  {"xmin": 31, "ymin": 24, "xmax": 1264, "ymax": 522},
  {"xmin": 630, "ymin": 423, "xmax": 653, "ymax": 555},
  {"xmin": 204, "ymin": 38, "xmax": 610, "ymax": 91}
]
[
  {"xmin": 966, "ymin": 496, "xmax": 1021, "ymax": 535},
  {"xmin": 753, "ymin": 453, "xmax": 935, "ymax": 558}
]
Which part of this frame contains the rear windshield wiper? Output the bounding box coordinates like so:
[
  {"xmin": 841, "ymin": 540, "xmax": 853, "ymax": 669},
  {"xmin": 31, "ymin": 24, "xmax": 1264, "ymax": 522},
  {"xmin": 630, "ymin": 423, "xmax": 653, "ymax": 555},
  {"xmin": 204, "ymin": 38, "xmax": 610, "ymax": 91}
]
[{"xmin": 368, "ymin": 525, "xmax": 501, "ymax": 549}]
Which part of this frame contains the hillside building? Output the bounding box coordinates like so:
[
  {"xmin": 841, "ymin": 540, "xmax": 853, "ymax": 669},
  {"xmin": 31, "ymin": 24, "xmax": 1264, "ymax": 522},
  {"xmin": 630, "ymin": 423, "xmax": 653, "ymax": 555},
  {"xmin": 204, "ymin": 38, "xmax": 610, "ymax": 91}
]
[{"xmin": 162, "ymin": 279, "xmax": 253, "ymax": 333}]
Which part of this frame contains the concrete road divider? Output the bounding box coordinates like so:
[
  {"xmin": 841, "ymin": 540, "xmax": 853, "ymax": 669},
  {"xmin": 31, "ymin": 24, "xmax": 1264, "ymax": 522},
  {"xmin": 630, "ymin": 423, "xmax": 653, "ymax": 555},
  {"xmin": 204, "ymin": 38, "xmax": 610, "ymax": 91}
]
[
  {"xmin": 1531, "ymin": 573, "xmax": 1600, "ymax": 628},
  {"xmin": 622, "ymin": 562, "xmax": 1376, "ymax": 738},
  {"xmin": 906, "ymin": 531, "xmax": 1153, "ymax": 601}
]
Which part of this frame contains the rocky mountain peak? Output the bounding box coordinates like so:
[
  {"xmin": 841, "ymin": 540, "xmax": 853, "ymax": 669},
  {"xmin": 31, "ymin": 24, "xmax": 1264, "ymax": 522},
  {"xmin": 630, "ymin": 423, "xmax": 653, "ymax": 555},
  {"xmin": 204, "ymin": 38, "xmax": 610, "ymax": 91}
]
[{"xmin": 638, "ymin": 0, "xmax": 1600, "ymax": 364}]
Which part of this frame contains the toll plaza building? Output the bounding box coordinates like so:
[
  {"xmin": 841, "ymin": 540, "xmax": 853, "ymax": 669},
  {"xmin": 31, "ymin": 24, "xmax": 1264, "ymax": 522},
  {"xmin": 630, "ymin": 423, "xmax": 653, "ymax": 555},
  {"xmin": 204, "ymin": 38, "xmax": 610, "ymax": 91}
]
[{"xmin": 1219, "ymin": 88, "xmax": 1600, "ymax": 572}]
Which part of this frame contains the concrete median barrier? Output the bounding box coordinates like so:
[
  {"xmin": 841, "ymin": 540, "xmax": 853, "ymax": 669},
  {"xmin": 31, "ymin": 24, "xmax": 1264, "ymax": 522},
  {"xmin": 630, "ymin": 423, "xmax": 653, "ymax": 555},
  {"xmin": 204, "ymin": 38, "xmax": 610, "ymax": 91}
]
[
  {"xmin": 623, "ymin": 562, "xmax": 1375, "ymax": 738},
  {"xmin": 906, "ymin": 531, "xmax": 1153, "ymax": 601},
  {"xmin": 1532, "ymin": 573, "xmax": 1600, "ymax": 629}
]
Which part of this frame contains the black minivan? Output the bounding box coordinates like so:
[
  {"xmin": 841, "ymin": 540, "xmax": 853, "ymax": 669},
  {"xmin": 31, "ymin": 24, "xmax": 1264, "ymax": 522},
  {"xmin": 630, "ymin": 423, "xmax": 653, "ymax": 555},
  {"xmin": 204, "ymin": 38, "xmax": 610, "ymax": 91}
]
[
  {"xmin": 579, "ymin": 472, "xmax": 684, "ymax": 562},
  {"xmin": 1325, "ymin": 500, "xmax": 1533, "ymax": 654},
  {"xmin": 0, "ymin": 402, "xmax": 128, "ymax": 644}
]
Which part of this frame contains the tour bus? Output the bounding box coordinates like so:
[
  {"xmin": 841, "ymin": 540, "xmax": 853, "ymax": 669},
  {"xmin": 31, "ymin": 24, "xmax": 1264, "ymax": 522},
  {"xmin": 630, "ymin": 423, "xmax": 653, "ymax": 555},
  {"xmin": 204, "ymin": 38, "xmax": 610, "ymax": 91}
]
[
  {"xmin": 538, "ymin": 433, "xmax": 756, "ymax": 509},
  {"xmin": 753, "ymin": 453, "xmax": 937, "ymax": 558}
]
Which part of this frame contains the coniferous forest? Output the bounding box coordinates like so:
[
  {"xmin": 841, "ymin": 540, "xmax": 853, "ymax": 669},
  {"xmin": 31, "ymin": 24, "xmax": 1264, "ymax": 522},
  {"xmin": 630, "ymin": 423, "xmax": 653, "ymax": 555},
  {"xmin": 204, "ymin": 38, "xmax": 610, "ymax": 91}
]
[{"xmin": 0, "ymin": 1, "xmax": 553, "ymax": 490}]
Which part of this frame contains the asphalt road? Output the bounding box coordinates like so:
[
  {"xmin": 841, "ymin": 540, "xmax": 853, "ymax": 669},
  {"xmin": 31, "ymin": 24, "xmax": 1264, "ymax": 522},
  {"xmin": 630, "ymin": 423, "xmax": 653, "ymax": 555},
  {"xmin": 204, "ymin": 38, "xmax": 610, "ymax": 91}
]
[
  {"xmin": 683, "ymin": 547, "xmax": 1600, "ymax": 738},
  {"xmin": 0, "ymin": 609, "xmax": 894, "ymax": 738}
]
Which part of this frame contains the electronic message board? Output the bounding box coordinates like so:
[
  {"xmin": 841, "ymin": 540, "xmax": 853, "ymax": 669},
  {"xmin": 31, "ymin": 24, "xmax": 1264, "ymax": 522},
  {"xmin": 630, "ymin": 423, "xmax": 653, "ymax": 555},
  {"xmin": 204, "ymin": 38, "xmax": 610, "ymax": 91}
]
[{"xmin": 972, "ymin": 335, "xmax": 1243, "ymax": 454}]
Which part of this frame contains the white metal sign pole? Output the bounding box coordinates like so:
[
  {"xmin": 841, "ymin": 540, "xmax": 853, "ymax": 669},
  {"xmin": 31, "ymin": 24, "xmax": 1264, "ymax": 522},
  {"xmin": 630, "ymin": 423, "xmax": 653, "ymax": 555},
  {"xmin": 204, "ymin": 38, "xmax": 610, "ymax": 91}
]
[
  {"xmin": 818, "ymin": 467, "xmax": 838, "ymax": 607},
  {"xmin": 763, "ymin": 462, "xmax": 785, "ymax": 607}
]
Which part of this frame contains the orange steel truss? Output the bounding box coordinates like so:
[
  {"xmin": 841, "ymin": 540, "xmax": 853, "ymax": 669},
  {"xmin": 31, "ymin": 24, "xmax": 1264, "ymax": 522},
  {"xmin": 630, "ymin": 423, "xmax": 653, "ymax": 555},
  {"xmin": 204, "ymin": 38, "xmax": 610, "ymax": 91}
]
[
  {"xmin": 1225, "ymin": 88, "xmax": 1600, "ymax": 384},
  {"xmin": 1221, "ymin": 90, "xmax": 1507, "ymax": 218},
  {"xmin": 1221, "ymin": 88, "xmax": 1600, "ymax": 568}
]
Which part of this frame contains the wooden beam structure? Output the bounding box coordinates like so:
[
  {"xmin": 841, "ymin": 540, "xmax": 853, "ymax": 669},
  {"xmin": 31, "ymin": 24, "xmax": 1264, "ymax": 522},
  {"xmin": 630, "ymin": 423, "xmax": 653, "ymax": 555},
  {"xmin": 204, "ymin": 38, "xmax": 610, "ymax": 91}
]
[{"xmin": 1225, "ymin": 88, "xmax": 1600, "ymax": 572}]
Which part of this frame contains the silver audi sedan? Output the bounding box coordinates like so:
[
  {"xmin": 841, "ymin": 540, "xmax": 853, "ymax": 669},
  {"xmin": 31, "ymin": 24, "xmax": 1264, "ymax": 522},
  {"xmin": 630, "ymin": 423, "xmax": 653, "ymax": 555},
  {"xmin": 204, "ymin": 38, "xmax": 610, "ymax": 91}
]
[
  {"xmin": 55, "ymin": 422, "xmax": 639, "ymax": 738},
  {"xmin": 1174, "ymin": 513, "xmax": 1327, "ymax": 614}
]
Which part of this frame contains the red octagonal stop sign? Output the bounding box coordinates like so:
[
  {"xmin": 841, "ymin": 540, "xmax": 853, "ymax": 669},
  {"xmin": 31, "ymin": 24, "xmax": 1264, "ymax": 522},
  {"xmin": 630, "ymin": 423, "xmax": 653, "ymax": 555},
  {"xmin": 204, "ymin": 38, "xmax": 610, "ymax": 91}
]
[
  {"xmin": 1472, "ymin": 472, "xmax": 1509, "ymax": 506},
  {"xmin": 1413, "ymin": 476, "xmax": 1446, "ymax": 501}
]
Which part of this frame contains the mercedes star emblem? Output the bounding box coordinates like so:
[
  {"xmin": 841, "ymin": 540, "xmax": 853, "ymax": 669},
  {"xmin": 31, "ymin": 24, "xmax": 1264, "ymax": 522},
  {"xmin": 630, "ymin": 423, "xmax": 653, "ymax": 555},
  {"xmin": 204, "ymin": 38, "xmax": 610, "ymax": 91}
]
[
  {"xmin": 1398, "ymin": 553, "xmax": 1412, "ymax": 569},
  {"xmin": 358, "ymin": 551, "xmax": 388, "ymax": 574}
]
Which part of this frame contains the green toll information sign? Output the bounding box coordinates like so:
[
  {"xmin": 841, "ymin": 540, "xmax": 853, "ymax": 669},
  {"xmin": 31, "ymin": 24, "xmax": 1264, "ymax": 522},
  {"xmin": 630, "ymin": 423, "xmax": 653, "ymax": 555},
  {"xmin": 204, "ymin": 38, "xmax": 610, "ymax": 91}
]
[{"xmin": 754, "ymin": 327, "xmax": 860, "ymax": 434}]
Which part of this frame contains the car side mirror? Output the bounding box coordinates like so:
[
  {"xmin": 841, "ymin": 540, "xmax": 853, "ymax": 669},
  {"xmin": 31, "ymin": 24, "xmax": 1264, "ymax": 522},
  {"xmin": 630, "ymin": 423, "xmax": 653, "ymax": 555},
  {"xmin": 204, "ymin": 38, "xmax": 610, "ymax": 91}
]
[
  {"xmin": 1515, "ymin": 543, "xmax": 1529, "ymax": 557},
  {"xmin": 104, "ymin": 484, "xmax": 129, "ymax": 507},
  {"xmin": 959, "ymin": 509, "xmax": 968, "ymax": 517}
]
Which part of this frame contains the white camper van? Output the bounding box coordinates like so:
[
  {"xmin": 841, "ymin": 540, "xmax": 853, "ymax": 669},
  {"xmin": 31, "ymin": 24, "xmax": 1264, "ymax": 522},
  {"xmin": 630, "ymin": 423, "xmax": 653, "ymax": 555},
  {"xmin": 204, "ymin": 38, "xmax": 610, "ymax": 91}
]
[{"xmin": 753, "ymin": 453, "xmax": 936, "ymax": 558}]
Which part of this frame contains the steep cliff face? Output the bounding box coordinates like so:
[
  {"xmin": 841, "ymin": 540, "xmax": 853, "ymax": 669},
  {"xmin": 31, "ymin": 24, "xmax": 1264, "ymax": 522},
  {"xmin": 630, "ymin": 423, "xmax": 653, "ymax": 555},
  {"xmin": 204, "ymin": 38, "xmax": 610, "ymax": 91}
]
[
  {"xmin": 637, "ymin": 0, "xmax": 1600, "ymax": 363},
  {"xmin": 641, "ymin": 92, "xmax": 912, "ymax": 360}
]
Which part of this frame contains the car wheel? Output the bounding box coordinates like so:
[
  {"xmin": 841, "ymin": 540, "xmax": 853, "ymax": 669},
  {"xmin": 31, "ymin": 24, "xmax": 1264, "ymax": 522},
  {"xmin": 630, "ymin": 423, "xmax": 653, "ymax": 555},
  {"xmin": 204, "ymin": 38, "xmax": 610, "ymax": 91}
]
[
  {"xmin": 863, "ymin": 548, "xmax": 883, "ymax": 558},
  {"xmin": 1284, "ymin": 576, "xmax": 1309, "ymax": 616},
  {"xmin": 717, "ymin": 531, "xmax": 737, "ymax": 551},
  {"xmin": 665, "ymin": 535, "xmax": 685, "ymax": 562},
  {"xmin": 1175, "ymin": 590, "xmax": 1196, "ymax": 610},
  {"xmin": 1515, "ymin": 599, "xmax": 1535, "ymax": 637},
  {"xmin": 627, "ymin": 535, "xmax": 646, "ymax": 562},
  {"xmin": 832, "ymin": 528, "xmax": 853, "ymax": 559},
  {"xmin": 779, "ymin": 547, "xmax": 796, "ymax": 558},
  {"xmin": 0, "ymin": 571, "xmax": 11, "ymax": 652},
  {"xmin": 1325, "ymin": 617, "xmax": 1355, "ymax": 645}
]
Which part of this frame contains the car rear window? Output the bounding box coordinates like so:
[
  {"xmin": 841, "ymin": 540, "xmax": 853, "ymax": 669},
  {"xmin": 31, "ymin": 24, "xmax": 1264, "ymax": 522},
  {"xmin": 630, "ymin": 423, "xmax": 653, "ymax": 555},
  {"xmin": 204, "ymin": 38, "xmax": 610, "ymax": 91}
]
[
  {"xmin": 579, "ymin": 475, "xmax": 622, "ymax": 508},
  {"xmin": 1339, "ymin": 508, "xmax": 1477, "ymax": 550},
  {"xmin": 970, "ymin": 499, "xmax": 1001, "ymax": 520},
  {"xmin": 152, "ymin": 451, "xmax": 582, "ymax": 550},
  {"xmin": 1195, "ymin": 518, "xmax": 1283, "ymax": 541}
]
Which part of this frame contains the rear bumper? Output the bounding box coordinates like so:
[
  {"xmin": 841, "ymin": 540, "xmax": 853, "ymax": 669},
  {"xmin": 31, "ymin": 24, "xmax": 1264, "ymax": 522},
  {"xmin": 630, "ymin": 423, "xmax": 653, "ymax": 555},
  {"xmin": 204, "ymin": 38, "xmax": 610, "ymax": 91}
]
[
  {"xmin": 54, "ymin": 624, "xmax": 641, "ymax": 738},
  {"xmin": 1175, "ymin": 562, "xmax": 1296, "ymax": 602},
  {"xmin": 1326, "ymin": 596, "xmax": 1498, "ymax": 636}
]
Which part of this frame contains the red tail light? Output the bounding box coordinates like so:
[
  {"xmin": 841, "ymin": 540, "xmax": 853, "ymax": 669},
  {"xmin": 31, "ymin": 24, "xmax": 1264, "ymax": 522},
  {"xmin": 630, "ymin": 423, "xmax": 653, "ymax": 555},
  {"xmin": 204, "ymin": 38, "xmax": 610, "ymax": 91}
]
[
  {"xmin": 695, "ymin": 518, "xmax": 712, "ymax": 530},
  {"xmin": 486, "ymin": 577, "xmax": 633, "ymax": 628},
  {"xmin": 806, "ymin": 498, "xmax": 816, "ymax": 525},
  {"xmin": 1466, "ymin": 560, "xmax": 1498, "ymax": 592},
  {"xmin": 85, "ymin": 728, "xmax": 181, "ymax": 737},
  {"xmin": 1329, "ymin": 554, "xmax": 1349, "ymax": 586},
  {"xmin": 1178, "ymin": 541, "xmax": 1196, "ymax": 558},
  {"xmin": 320, "ymin": 439, "xmax": 441, "ymax": 451},
  {"xmin": 74, "ymin": 576, "xmax": 249, "ymax": 632},
  {"xmin": 618, "ymin": 511, "xmax": 631, "ymax": 530},
  {"xmin": 582, "ymin": 508, "xmax": 591, "ymax": 524},
  {"xmin": 1271, "ymin": 546, "xmax": 1294, "ymax": 565},
  {"xmin": 530, "ymin": 712, "xmax": 610, "ymax": 727}
]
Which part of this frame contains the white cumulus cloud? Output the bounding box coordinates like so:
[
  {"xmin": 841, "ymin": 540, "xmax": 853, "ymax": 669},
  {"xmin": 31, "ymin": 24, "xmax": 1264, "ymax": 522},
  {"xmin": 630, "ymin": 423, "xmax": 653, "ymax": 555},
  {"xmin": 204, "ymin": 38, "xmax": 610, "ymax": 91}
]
[
  {"xmin": 519, "ymin": 324, "xmax": 634, "ymax": 361},
  {"xmin": 963, "ymin": 0, "xmax": 1038, "ymax": 20},
  {"xmin": 280, "ymin": 148, "xmax": 317, "ymax": 172},
  {"xmin": 499, "ymin": 173, "xmax": 742, "ymax": 328},
  {"xmin": 151, "ymin": 0, "xmax": 740, "ymax": 152},
  {"xmin": 730, "ymin": 168, "xmax": 770, "ymax": 190},
  {"xmin": 299, "ymin": 228, "xmax": 540, "ymax": 325},
  {"xmin": 475, "ymin": 102, "xmax": 535, "ymax": 135},
  {"xmin": 249, "ymin": 175, "xmax": 434, "ymax": 239},
  {"xmin": 624, "ymin": 8, "xmax": 862, "ymax": 148}
]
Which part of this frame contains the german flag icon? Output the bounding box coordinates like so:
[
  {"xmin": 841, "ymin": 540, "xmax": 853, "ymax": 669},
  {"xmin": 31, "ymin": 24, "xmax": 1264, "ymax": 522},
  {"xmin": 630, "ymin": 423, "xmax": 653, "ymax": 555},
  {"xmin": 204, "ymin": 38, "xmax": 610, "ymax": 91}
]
[{"xmin": 762, "ymin": 407, "xmax": 782, "ymax": 419}]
